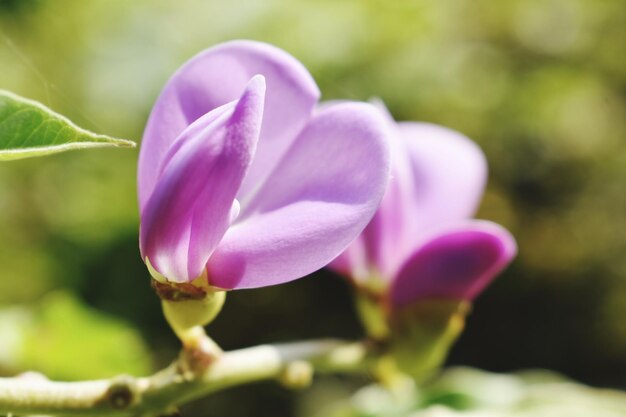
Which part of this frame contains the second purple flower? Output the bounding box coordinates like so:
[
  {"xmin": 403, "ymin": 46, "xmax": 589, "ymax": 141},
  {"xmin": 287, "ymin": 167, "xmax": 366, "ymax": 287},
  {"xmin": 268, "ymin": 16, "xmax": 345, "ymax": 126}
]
[{"xmin": 331, "ymin": 104, "xmax": 517, "ymax": 310}]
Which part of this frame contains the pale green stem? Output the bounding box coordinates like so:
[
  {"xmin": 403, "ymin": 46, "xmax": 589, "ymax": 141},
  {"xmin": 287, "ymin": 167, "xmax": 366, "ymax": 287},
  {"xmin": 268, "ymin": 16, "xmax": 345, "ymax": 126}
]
[{"xmin": 0, "ymin": 339, "xmax": 370, "ymax": 417}]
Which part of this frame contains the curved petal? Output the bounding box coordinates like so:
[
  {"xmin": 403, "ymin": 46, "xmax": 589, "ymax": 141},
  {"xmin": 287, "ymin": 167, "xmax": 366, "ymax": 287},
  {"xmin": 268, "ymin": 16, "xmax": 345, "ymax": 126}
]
[
  {"xmin": 140, "ymin": 77, "xmax": 265, "ymax": 283},
  {"xmin": 138, "ymin": 40, "xmax": 320, "ymax": 211},
  {"xmin": 206, "ymin": 102, "xmax": 390, "ymax": 289},
  {"xmin": 330, "ymin": 115, "xmax": 488, "ymax": 282},
  {"xmin": 398, "ymin": 122, "xmax": 488, "ymax": 240},
  {"xmin": 328, "ymin": 102, "xmax": 413, "ymax": 282},
  {"xmin": 389, "ymin": 221, "xmax": 517, "ymax": 308}
]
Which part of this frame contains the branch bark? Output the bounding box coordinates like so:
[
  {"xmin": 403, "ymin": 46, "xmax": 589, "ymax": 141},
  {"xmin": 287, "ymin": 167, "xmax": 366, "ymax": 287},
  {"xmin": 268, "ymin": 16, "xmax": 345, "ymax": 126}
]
[{"xmin": 0, "ymin": 339, "xmax": 370, "ymax": 416}]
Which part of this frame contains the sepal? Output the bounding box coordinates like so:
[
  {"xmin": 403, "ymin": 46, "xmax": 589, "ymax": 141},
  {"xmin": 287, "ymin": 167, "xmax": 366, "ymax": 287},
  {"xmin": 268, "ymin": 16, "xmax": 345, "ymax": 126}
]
[
  {"xmin": 387, "ymin": 299, "xmax": 470, "ymax": 381},
  {"xmin": 151, "ymin": 270, "xmax": 227, "ymax": 347}
]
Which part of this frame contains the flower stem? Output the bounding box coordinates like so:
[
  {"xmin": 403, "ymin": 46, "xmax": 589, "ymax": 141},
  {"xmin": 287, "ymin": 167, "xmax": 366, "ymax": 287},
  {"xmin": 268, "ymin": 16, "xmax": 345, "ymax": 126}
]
[{"xmin": 0, "ymin": 339, "xmax": 370, "ymax": 416}]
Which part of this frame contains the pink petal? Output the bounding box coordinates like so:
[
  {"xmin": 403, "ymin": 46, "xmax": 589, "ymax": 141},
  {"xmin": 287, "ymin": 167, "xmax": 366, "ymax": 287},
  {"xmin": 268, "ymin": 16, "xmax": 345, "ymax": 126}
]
[
  {"xmin": 330, "ymin": 113, "xmax": 489, "ymax": 282},
  {"xmin": 389, "ymin": 221, "xmax": 517, "ymax": 308},
  {"xmin": 206, "ymin": 102, "xmax": 390, "ymax": 289},
  {"xmin": 140, "ymin": 77, "xmax": 265, "ymax": 283},
  {"xmin": 397, "ymin": 122, "xmax": 487, "ymax": 242},
  {"xmin": 361, "ymin": 123, "xmax": 420, "ymax": 279},
  {"xmin": 328, "ymin": 103, "xmax": 412, "ymax": 282},
  {"xmin": 138, "ymin": 40, "xmax": 320, "ymax": 211}
]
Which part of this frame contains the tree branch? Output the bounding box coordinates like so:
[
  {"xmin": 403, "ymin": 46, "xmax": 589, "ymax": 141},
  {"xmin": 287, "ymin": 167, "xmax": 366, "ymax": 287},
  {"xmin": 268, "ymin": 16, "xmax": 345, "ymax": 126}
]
[{"xmin": 0, "ymin": 339, "xmax": 371, "ymax": 416}]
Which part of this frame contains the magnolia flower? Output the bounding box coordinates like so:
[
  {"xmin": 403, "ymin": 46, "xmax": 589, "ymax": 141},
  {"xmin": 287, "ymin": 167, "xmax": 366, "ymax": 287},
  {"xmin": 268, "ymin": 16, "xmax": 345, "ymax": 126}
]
[
  {"xmin": 330, "ymin": 106, "xmax": 516, "ymax": 309},
  {"xmin": 138, "ymin": 41, "xmax": 389, "ymax": 290}
]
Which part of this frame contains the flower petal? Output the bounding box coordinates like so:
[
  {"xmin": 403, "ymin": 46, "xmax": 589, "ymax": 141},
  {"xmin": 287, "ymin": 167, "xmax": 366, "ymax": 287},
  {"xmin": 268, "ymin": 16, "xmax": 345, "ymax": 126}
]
[
  {"xmin": 140, "ymin": 77, "xmax": 265, "ymax": 283},
  {"xmin": 389, "ymin": 221, "xmax": 517, "ymax": 308},
  {"xmin": 207, "ymin": 102, "xmax": 390, "ymax": 289},
  {"xmin": 330, "ymin": 115, "xmax": 489, "ymax": 281},
  {"xmin": 327, "ymin": 103, "xmax": 410, "ymax": 282},
  {"xmin": 138, "ymin": 40, "xmax": 319, "ymax": 211},
  {"xmin": 398, "ymin": 122, "xmax": 488, "ymax": 239}
]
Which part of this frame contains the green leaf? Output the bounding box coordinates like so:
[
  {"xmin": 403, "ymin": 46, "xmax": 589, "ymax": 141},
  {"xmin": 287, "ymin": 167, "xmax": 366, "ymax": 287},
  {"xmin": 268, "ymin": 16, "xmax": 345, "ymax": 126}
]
[{"xmin": 0, "ymin": 90, "xmax": 135, "ymax": 161}]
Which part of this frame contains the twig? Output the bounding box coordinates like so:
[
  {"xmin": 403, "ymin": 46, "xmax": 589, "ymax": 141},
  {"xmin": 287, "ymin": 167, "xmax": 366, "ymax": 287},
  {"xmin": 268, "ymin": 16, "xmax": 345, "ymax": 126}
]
[{"xmin": 0, "ymin": 339, "xmax": 370, "ymax": 416}]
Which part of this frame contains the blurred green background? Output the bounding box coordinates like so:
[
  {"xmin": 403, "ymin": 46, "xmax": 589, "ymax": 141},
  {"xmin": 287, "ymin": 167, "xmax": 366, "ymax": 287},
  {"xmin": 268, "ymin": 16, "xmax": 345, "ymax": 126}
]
[{"xmin": 0, "ymin": 0, "xmax": 624, "ymax": 415}]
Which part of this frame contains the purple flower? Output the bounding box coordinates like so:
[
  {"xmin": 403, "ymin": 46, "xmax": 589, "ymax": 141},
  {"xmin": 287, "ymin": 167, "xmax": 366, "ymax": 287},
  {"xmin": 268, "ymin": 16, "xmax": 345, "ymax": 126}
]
[
  {"xmin": 330, "ymin": 105, "xmax": 516, "ymax": 309},
  {"xmin": 138, "ymin": 41, "xmax": 390, "ymax": 289}
]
